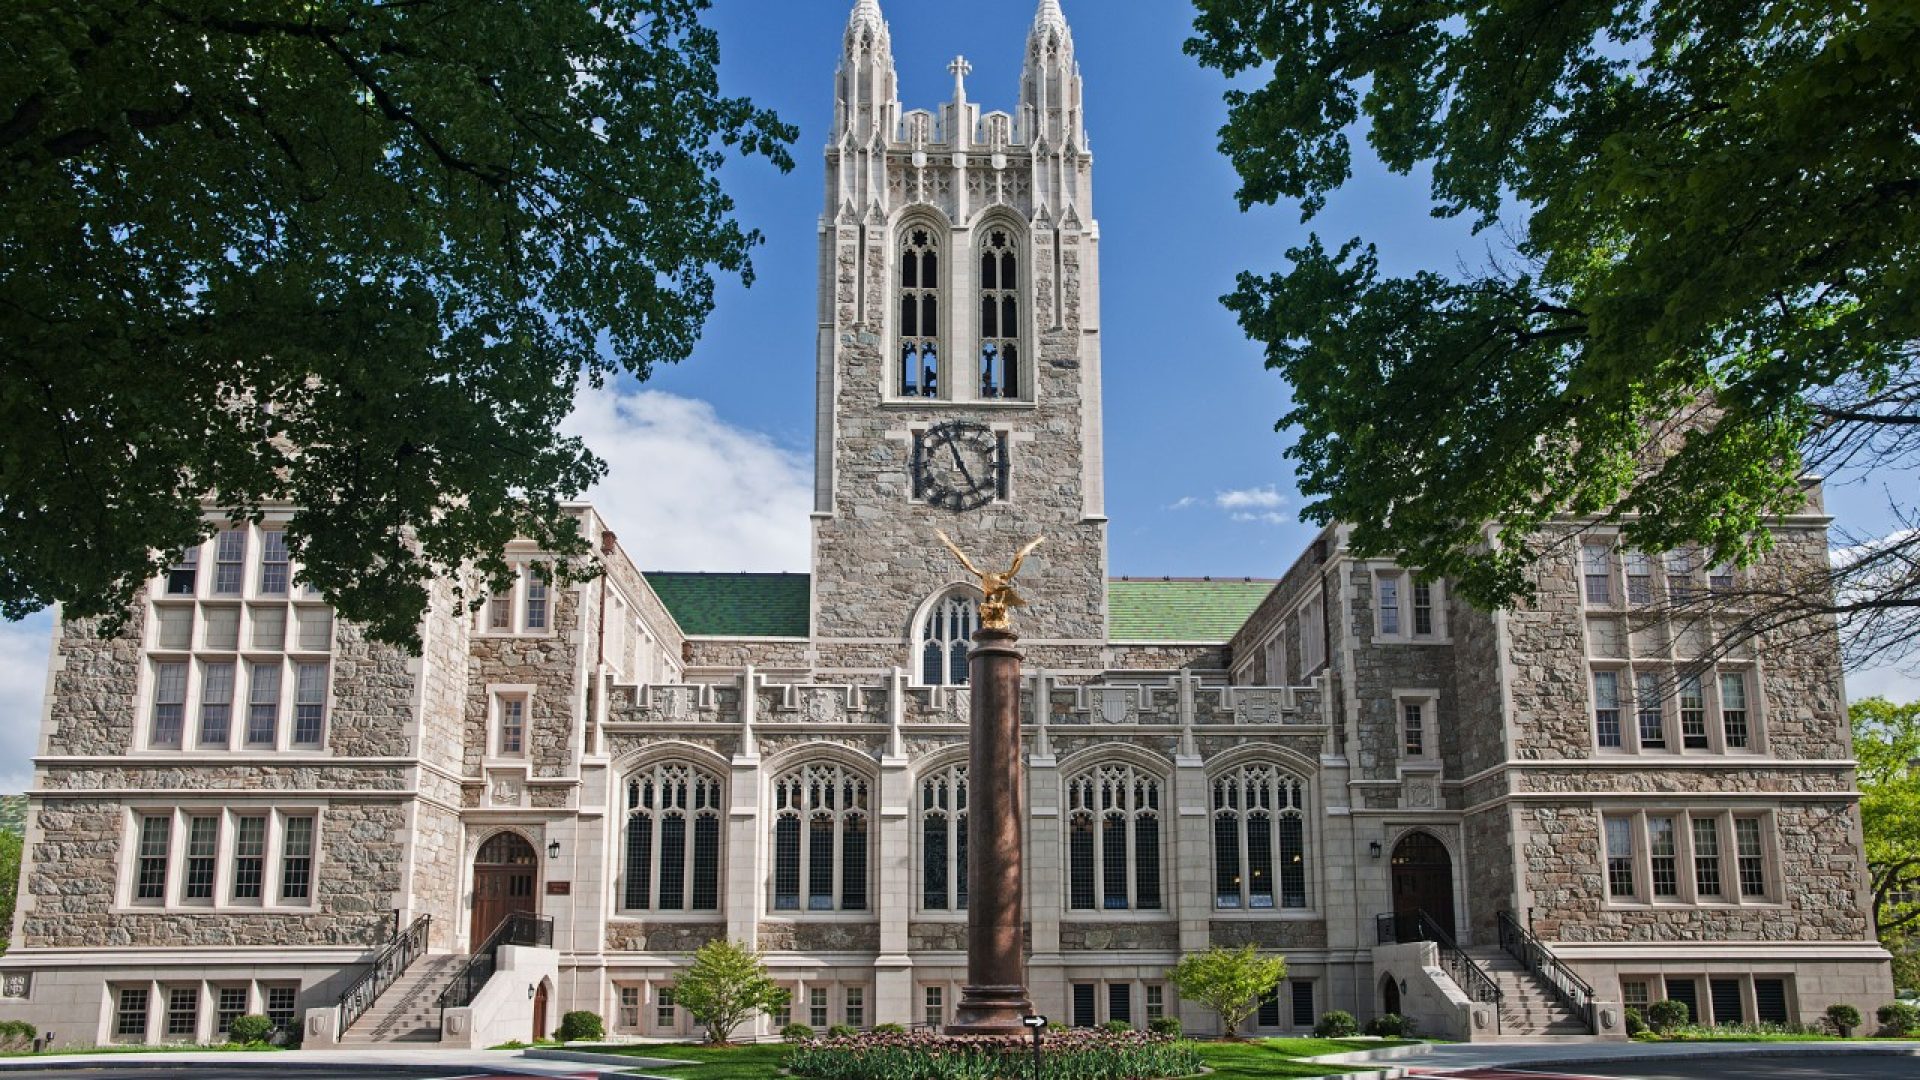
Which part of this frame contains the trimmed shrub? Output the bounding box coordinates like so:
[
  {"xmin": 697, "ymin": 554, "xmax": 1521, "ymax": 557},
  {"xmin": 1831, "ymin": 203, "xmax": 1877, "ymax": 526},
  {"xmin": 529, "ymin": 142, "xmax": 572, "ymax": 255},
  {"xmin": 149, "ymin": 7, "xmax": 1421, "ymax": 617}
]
[
  {"xmin": 1878, "ymin": 1002, "xmax": 1920, "ymax": 1037},
  {"xmin": 873, "ymin": 1022, "xmax": 906, "ymax": 1034},
  {"xmin": 228, "ymin": 1014, "xmax": 275, "ymax": 1044},
  {"xmin": 788, "ymin": 1028, "xmax": 1202, "ymax": 1080},
  {"xmin": 1827, "ymin": 1003, "xmax": 1862, "ymax": 1036},
  {"xmin": 1147, "ymin": 1015, "xmax": 1182, "ymax": 1038},
  {"xmin": 1365, "ymin": 1013, "xmax": 1416, "ymax": 1038},
  {"xmin": 1101, "ymin": 1019, "xmax": 1133, "ymax": 1034},
  {"xmin": 555, "ymin": 1010, "xmax": 604, "ymax": 1043},
  {"xmin": 827, "ymin": 1023, "xmax": 859, "ymax": 1039},
  {"xmin": 782, "ymin": 1022, "xmax": 818, "ymax": 1043},
  {"xmin": 1624, "ymin": 1007, "xmax": 1646, "ymax": 1036},
  {"xmin": 1645, "ymin": 1000, "xmax": 1690, "ymax": 1034},
  {"xmin": 0, "ymin": 1020, "xmax": 36, "ymax": 1051},
  {"xmin": 1312, "ymin": 1009, "xmax": 1358, "ymax": 1037}
]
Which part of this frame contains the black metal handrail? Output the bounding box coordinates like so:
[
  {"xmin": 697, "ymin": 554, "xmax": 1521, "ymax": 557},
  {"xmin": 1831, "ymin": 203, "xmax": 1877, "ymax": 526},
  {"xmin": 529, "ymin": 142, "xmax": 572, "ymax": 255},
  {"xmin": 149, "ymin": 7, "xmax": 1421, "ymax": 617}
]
[
  {"xmin": 438, "ymin": 912, "xmax": 555, "ymax": 1016},
  {"xmin": 1497, "ymin": 910, "xmax": 1596, "ymax": 1033},
  {"xmin": 1375, "ymin": 911, "xmax": 1503, "ymax": 1031},
  {"xmin": 337, "ymin": 913, "xmax": 431, "ymax": 1037}
]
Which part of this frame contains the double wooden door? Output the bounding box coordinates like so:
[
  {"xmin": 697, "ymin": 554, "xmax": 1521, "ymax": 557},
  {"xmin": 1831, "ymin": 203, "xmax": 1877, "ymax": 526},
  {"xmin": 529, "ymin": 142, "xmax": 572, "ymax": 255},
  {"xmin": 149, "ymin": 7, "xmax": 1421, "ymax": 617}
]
[
  {"xmin": 1390, "ymin": 831, "xmax": 1456, "ymax": 939},
  {"xmin": 471, "ymin": 832, "xmax": 538, "ymax": 945}
]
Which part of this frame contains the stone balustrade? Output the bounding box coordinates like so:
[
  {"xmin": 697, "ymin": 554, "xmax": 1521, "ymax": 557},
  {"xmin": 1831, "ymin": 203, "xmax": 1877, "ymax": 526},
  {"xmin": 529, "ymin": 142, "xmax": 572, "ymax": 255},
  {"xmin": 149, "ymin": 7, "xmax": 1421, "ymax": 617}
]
[{"xmin": 604, "ymin": 668, "xmax": 1326, "ymax": 729}]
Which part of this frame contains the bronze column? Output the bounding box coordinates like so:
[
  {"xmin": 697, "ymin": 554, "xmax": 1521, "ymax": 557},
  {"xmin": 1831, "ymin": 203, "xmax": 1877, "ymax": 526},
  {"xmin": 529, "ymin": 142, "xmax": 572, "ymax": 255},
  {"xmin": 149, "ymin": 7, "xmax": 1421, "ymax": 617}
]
[{"xmin": 946, "ymin": 626, "xmax": 1032, "ymax": 1034}]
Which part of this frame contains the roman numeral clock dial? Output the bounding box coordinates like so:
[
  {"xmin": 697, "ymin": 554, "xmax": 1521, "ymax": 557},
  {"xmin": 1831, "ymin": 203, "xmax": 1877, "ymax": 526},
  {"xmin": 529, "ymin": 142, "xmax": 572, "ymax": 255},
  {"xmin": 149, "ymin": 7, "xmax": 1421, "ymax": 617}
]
[{"xmin": 913, "ymin": 421, "xmax": 1008, "ymax": 512}]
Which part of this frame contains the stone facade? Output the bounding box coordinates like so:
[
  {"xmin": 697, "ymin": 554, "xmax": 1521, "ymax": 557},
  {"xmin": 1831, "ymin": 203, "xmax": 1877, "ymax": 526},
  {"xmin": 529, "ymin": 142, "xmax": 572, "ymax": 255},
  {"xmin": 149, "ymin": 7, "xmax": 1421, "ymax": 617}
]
[{"xmin": 0, "ymin": 0, "xmax": 1890, "ymax": 1050}]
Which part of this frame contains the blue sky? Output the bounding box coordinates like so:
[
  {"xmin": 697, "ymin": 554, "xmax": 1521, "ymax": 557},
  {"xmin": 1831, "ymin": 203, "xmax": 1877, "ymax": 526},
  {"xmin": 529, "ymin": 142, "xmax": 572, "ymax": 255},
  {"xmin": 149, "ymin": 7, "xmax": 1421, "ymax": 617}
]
[{"xmin": 0, "ymin": 0, "xmax": 1909, "ymax": 791}]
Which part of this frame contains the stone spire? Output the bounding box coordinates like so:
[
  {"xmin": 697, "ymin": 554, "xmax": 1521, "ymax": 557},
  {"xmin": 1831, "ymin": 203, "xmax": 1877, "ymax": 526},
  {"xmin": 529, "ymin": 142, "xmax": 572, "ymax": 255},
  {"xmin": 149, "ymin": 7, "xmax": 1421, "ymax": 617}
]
[
  {"xmin": 834, "ymin": 0, "xmax": 897, "ymax": 143},
  {"xmin": 849, "ymin": 0, "xmax": 885, "ymax": 32},
  {"xmin": 1020, "ymin": 0, "xmax": 1084, "ymax": 152},
  {"xmin": 1033, "ymin": 0, "xmax": 1069, "ymax": 36}
]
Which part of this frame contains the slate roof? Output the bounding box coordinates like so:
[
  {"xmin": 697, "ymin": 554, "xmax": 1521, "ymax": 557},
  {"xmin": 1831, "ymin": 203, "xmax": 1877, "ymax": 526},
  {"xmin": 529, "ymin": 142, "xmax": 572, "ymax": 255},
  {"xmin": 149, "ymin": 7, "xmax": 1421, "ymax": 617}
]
[
  {"xmin": 644, "ymin": 572, "xmax": 811, "ymax": 638},
  {"xmin": 1106, "ymin": 578, "xmax": 1278, "ymax": 643},
  {"xmin": 644, "ymin": 572, "xmax": 1277, "ymax": 644}
]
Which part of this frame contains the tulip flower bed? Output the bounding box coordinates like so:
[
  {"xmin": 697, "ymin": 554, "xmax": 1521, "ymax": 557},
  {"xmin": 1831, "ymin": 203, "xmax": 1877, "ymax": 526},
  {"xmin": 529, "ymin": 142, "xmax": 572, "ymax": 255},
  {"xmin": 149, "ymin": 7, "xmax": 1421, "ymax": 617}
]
[{"xmin": 786, "ymin": 1028, "xmax": 1204, "ymax": 1080}]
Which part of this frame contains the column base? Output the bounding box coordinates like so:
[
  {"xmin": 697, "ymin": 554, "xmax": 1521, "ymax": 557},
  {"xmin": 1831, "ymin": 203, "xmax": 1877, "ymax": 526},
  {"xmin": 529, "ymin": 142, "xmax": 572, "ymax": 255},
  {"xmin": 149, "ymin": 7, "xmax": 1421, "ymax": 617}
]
[{"xmin": 945, "ymin": 985, "xmax": 1034, "ymax": 1036}]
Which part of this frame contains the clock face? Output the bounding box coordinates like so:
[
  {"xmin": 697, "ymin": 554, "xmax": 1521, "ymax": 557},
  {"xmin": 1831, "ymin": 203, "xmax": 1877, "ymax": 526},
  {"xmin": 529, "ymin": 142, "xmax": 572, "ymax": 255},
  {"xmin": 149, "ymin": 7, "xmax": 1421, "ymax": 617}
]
[{"xmin": 914, "ymin": 421, "xmax": 1005, "ymax": 512}]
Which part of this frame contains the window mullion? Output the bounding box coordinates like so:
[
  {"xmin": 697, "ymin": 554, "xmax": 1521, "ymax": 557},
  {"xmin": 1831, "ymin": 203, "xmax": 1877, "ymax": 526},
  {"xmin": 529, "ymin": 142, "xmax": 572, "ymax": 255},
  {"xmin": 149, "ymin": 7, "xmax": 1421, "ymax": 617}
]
[
  {"xmin": 648, "ymin": 809, "xmax": 664, "ymax": 912},
  {"xmin": 1237, "ymin": 802, "xmax": 1253, "ymax": 910},
  {"xmin": 831, "ymin": 809, "xmax": 844, "ymax": 911}
]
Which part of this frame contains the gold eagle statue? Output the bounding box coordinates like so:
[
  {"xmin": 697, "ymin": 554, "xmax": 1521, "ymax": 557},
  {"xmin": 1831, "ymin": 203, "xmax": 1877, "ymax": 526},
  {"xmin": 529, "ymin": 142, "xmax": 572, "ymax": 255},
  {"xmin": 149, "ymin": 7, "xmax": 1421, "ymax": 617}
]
[{"xmin": 935, "ymin": 531, "xmax": 1045, "ymax": 631}]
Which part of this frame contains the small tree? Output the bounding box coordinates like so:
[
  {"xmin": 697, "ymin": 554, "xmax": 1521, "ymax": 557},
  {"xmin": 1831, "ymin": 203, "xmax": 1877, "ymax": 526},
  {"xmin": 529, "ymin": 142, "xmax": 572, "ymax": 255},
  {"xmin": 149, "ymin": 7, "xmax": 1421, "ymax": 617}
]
[
  {"xmin": 671, "ymin": 939, "xmax": 790, "ymax": 1045},
  {"xmin": 1167, "ymin": 945, "xmax": 1287, "ymax": 1040}
]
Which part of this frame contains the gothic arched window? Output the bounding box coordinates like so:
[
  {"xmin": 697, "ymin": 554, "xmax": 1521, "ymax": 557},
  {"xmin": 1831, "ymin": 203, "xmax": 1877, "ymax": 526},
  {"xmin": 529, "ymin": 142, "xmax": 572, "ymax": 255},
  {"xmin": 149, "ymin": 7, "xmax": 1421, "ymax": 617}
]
[
  {"xmin": 921, "ymin": 763, "xmax": 968, "ymax": 910},
  {"xmin": 899, "ymin": 227, "xmax": 940, "ymax": 398},
  {"xmin": 920, "ymin": 592, "xmax": 978, "ymax": 686},
  {"xmin": 1066, "ymin": 763, "xmax": 1163, "ymax": 911},
  {"xmin": 772, "ymin": 763, "xmax": 871, "ymax": 911},
  {"xmin": 623, "ymin": 763, "xmax": 722, "ymax": 911},
  {"xmin": 1212, "ymin": 764, "xmax": 1309, "ymax": 910},
  {"xmin": 978, "ymin": 229, "xmax": 1020, "ymax": 398}
]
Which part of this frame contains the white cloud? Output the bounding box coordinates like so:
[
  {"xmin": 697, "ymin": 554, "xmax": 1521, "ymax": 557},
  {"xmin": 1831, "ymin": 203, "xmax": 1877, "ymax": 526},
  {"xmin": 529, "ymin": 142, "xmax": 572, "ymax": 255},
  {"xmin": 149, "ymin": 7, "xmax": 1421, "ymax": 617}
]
[
  {"xmin": 1166, "ymin": 496, "xmax": 1199, "ymax": 511},
  {"xmin": 1215, "ymin": 485, "xmax": 1287, "ymax": 511},
  {"xmin": 1846, "ymin": 665, "xmax": 1920, "ymax": 705},
  {"xmin": 564, "ymin": 384, "xmax": 812, "ymax": 572},
  {"xmin": 0, "ymin": 612, "xmax": 52, "ymax": 795},
  {"xmin": 1231, "ymin": 511, "xmax": 1291, "ymax": 526}
]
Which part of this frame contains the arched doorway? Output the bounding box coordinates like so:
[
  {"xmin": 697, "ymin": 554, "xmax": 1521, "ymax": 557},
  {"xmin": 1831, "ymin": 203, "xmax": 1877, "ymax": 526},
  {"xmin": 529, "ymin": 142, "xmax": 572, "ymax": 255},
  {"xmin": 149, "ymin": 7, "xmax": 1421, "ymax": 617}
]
[
  {"xmin": 532, "ymin": 982, "xmax": 549, "ymax": 1041},
  {"xmin": 1381, "ymin": 974, "xmax": 1401, "ymax": 1017},
  {"xmin": 1390, "ymin": 830, "xmax": 1456, "ymax": 939},
  {"xmin": 471, "ymin": 831, "xmax": 538, "ymax": 945}
]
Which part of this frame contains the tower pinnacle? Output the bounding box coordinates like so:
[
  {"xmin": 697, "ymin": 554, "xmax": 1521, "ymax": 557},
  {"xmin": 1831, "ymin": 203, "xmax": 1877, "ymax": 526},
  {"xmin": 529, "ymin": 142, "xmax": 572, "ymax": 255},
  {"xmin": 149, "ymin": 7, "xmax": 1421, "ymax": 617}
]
[{"xmin": 1034, "ymin": 0, "xmax": 1068, "ymax": 33}]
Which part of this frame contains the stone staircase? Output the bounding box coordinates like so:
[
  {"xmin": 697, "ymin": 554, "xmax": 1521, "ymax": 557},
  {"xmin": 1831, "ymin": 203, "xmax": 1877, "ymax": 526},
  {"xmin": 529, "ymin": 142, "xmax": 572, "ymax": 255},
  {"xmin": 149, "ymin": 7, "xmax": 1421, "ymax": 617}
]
[
  {"xmin": 337, "ymin": 953, "xmax": 467, "ymax": 1045},
  {"xmin": 1463, "ymin": 946, "xmax": 1594, "ymax": 1037}
]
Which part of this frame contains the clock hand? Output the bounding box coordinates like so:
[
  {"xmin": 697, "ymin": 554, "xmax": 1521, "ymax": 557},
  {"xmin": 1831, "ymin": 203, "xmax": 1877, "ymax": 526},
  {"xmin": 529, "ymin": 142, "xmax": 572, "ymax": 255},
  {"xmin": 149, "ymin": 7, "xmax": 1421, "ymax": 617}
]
[{"xmin": 946, "ymin": 437, "xmax": 978, "ymax": 492}]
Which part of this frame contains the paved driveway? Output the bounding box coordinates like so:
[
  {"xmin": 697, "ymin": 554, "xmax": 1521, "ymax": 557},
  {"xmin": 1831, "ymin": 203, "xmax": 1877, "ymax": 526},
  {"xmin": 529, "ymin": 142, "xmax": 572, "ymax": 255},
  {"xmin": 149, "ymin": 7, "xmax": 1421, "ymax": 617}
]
[
  {"xmin": 0, "ymin": 1071, "xmax": 549, "ymax": 1080},
  {"xmin": 1414, "ymin": 1055, "xmax": 1920, "ymax": 1080}
]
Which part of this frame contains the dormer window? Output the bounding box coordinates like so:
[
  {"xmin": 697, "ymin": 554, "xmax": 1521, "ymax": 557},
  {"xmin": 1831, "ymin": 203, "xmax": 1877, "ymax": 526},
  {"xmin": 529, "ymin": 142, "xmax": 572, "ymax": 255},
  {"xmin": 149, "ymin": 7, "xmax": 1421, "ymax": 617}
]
[
  {"xmin": 979, "ymin": 229, "xmax": 1020, "ymax": 399},
  {"xmin": 899, "ymin": 227, "xmax": 941, "ymax": 398}
]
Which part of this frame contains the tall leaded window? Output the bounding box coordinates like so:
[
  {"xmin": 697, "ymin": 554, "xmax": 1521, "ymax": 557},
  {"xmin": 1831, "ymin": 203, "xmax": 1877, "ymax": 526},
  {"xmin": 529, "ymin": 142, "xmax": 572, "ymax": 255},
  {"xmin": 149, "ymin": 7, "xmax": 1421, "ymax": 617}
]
[
  {"xmin": 921, "ymin": 592, "xmax": 978, "ymax": 686},
  {"xmin": 921, "ymin": 763, "xmax": 968, "ymax": 910},
  {"xmin": 624, "ymin": 763, "xmax": 723, "ymax": 911},
  {"xmin": 772, "ymin": 763, "xmax": 871, "ymax": 911},
  {"xmin": 1604, "ymin": 817, "xmax": 1636, "ymax": 898},
  {"xmin": 1212, "ymin": 764, "xmax": 1309, "ymax": 910},
  {"xmin": 899, "ymin": 227, "xmax": 941, "ymax": 398},
  {"xmin": 978, "ymin": 228, "xmax": 1020, "ymax": 398},
  {"xmin": 1066, "ymin": 764, "xmax": 1163, "ymax": 911}
]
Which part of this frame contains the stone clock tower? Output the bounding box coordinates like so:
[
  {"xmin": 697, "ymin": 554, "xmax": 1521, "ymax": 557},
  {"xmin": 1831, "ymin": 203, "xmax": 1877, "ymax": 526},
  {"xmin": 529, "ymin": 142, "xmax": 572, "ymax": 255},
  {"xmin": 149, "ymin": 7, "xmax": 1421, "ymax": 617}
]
[{"xmin": 810, "ymin": 0, "xmax": 1108, "ymax": 678}]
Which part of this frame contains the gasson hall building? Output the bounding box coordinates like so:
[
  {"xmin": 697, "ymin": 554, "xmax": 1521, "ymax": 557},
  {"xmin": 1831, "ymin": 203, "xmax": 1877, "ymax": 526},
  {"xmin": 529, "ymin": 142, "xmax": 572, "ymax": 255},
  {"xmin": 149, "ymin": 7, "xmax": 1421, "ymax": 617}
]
[{"xmin": 0, "ymin": 0, "xmax": 1893, "ymax": 1050}]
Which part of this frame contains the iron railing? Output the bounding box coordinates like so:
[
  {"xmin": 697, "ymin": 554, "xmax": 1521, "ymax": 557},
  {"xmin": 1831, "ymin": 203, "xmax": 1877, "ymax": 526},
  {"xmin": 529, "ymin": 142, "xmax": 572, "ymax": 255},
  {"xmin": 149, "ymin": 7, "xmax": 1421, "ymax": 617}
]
[
  {"xmin": 438, "ymin": 912, "xmax": 555, "ymax": 1018},
  {"xmin": 1497, "ymin": 910, "xmax": 1596, "ymax": 1033},
  {"xmin": 1376, "ymin": 910, "xmax": 1503, "ymax": 1031},
  {"xmin": 337, "ymin": 913, "xmax": 431, "ymax": 1037}
]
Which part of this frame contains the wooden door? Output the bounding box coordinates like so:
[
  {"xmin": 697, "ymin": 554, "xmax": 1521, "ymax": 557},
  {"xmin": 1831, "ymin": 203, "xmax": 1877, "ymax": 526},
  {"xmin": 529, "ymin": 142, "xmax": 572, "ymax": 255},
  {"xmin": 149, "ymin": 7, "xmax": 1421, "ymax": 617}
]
[
  {"xmin": 470, "ymin": 832, "xmax": 538, "ymax": 945},
  {"xmin": 532, "ymin": 983, "xmax": 549, "ymax": 1041},
  {"xmin": 1390, "ymin": 831, "xmax": 1456, "ymax": 939}
]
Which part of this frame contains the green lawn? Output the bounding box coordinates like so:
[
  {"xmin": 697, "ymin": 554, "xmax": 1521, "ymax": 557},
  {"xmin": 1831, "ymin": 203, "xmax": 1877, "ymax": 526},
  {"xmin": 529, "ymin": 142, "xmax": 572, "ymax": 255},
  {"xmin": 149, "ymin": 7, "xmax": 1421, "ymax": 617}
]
[
  {"xmin": 1194, "ymin": 1038, "xmax": 1407, "ymax": 1078},
  {"xmin": 584, "ymin": 1041, "xmax": 787, "ymax": 1080},
  {"xmin": 576, "ymin": 1038, "xmax": 1412, "ymax": 1080}
]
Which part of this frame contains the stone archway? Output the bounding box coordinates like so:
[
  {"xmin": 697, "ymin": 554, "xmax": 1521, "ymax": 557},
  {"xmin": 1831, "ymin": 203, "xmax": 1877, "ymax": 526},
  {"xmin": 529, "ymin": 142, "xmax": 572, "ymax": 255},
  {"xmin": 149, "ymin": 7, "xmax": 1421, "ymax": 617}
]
[
  {"xmin": 1381, "ymin": 973, "xmax": 1402, "ymax": 1017},
  {"xmin": 1390, "ymin": 830, "xmax": 1456, "ymax": 939},
  {"xmin": 471, "ymin": 831, "xmax": 538, "ymax": 946}
]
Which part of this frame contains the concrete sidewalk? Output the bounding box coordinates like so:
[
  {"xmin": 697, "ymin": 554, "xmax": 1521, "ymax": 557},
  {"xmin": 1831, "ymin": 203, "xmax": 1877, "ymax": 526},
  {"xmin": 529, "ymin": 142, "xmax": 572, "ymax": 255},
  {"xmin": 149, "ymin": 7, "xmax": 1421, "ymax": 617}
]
[
  {"xmin": 1322, "ymin": 1038, "xmax": 1920, "ymax": 1077},
  {"xmin": 0, "ymin": 1045, "xmax": 659, "ymax": 1076}
]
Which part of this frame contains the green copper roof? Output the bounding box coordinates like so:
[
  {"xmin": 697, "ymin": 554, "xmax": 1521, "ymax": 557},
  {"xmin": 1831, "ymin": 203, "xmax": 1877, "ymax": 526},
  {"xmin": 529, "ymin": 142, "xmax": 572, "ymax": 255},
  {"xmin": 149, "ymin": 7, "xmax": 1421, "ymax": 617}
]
[
  {"xmin": 642, "ymin": 573, "xmax": 1276, "ymax": 643},
  {"xmin": 1106, "ymin": 578, "xmax": 1278, "ymax": 642},
  {"xmin": 644, "ymin": 572, "xmax": 811, "ymax": 638}
]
